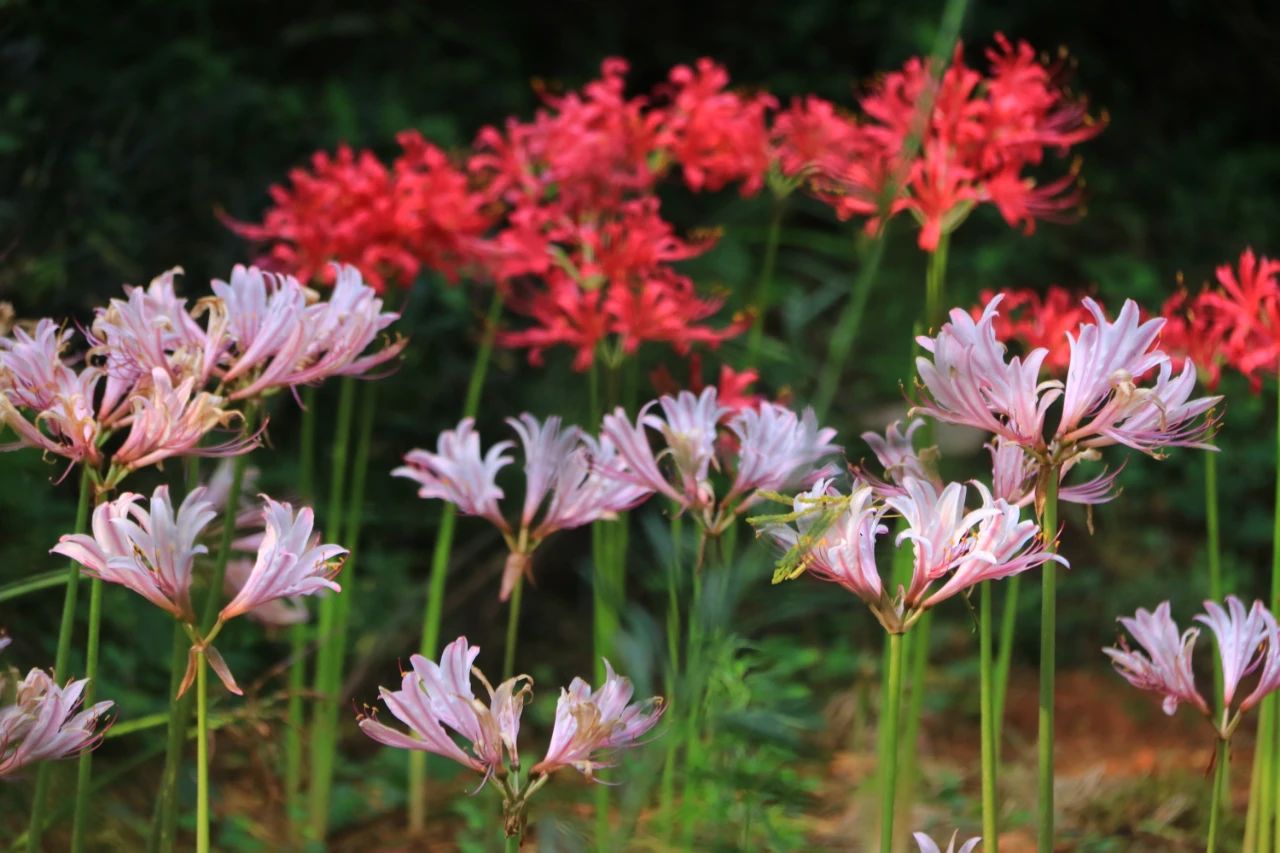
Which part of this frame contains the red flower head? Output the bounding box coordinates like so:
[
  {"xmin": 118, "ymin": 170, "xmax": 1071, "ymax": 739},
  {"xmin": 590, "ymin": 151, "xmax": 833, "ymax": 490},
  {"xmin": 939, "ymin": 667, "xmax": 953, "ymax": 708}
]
[
  {"xmin": 1158, "ymin": 289, "xmax": 1227, "ymax": 391},
  {"xmin": 771, "ymin": 96, "xmax": 888, "ymax": 219},
  {"xmin": 1195, "ymin": 248, "xmax": 1280, "ymax": 390},
  {"xmin": 658, "ymin": 59, "xmax": 777, "ymax": 196},
  {"xmin": 974, "ymin": 285, "xmax": 1099, "ymax": 374}
]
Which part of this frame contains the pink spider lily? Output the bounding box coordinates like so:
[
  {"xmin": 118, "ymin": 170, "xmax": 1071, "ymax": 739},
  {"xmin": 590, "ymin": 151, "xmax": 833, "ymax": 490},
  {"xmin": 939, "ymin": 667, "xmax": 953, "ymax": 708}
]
[
  {"xmin": 1105, "ymin": 596, "xmax": 1280, "ymax": 736},
  {"xmin": 986, "ymin": 437, "xmax": 1121, "ymax": 507},
  {"xmin": 530, "ymin": 658, "xmax": 665, "ymax": 779},
  {"xmin": 223, "ymin": 558, "xmax": 309, "ymax": 627},
  {"xmin": 52, "ymin": 485, "xmax": 216, "ymax": 622},
  {"xmin": 217, "ymin": 496, "xmax": 345, "ymax": 623},
  {"xmin": 110, "ymin": 368, "xmax": 254, "ymax": 475},
  {"xmin": 0, "ymin": 318, "xmax": 79, "ymax": 412},
  {"xmin": 755, "ymin": 475, "xmax": 1060, "ymax": 632},
  {"xmin": 396, "ymin": 415, "xmax": 651, "ymax": 600},
  {"xmin": 914, "ymin": 294, "xmax": 1220, "ymax": 475},
  {"xmin": 913, "ymin": 831, "xmax": 981, "ymax": 853},
  {"xmin": 0, "ymin": 367, "xmax": 103, "ymax": 468},
  {"xmin": 357, "ymin": 637, "xmax": 529, "ymax": 780},
  {"xmin": 601, "ymin": 387, "xmax": 840, "ymax": 532},
  {"xmin": 0, "ymin": 665, "xmax": 113, "ymax": 778},
  {"xmin": 860, "ymin": 419, "xmax": 936, "ymax": 493}
]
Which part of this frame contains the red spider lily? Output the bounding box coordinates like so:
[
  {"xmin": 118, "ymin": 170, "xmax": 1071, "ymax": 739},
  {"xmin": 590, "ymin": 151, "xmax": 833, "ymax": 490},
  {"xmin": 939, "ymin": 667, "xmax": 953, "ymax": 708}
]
[
  {"xmin": 974, "ymin": 285, "xmax": 1098, "ymax": 373},
  {"xmin": 658, "ymin": 58, "xmax": 777, "ymax": 196},
  {"xmin": 228, "ymin": 137, "xmax": 491, "ymax": 291},
  {"xmin": 650, "ymin": 354, "xmax": 764, "ymax": 415},
  {"xmin": 1158, "ymin": 289, "xmax": 1228, "ymax": 391},
  {"xmin": 1197, "ymin": 248, "xmax": 1280, "ymax": 389}
]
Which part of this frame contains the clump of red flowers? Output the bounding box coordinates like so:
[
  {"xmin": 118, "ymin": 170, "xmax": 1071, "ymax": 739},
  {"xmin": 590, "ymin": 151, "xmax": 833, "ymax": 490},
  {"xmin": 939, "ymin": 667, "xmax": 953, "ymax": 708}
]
[
  {"xmin": 1159, "ymin": 248, "xmax": 1280, "ymax": 391},
  {"xmin": 973, "ymin": 285, "xmax": 1100, "ymax": 374}
]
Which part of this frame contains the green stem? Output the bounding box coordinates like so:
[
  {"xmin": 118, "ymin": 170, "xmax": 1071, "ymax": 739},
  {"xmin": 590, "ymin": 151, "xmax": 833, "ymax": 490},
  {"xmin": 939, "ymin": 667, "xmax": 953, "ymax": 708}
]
[
  {"xmin": 813, "ymin": 230, "xmax": 889, "ymax": 419},
  {"xmin": 408, "ymin": 286, "xmax": 503, "ymax": 833},
  {"xmin": 196, "ymin": 651, "xmax": 210, "ymax": 853},
  {"xmin": 980, "ymin": 582, "xmax": 999, "ymax": 849},
  {"xmin": 308, "ymin": 375, "xmax": 369, "ymax": 841},
  {"xmin": 746, "ymin": 201, "xmax": 785, "ymax": 362},
  {"xmin": 1208, "ymin": 737, "xmax": 1229, "ymax": 853},
  {"xmin": 503, "ymin": 573, "xmax": 525, "ymax": 680},
  {"xmin": 285, "ymin": 387, "xmax": 317, "ymax": 843},
  {"xmin": 151, "ymin": 624, "xmax": 189, "ymax": 853},
  {"xmin": 27, "ymin": 465, "xmax": 92, "ymax": 852},
  {"xmin": 70, "ymin": 576, "xmax": 104, "ymax": 852},
  {"xmin": 881, "ymin": 632, "xmax": 905, "ymax": 853},
  {"xmin": 1245, "ymin": 712, "xmax": 1265, "ymax": 852},
  {"xmin": 993, "ymin": 576, "xmax": 1019, "ymax": 751},
  {"xmin": 505, "ymin": 832, "xmax": 520, "ymax": 853},
  {"xmin": 1038, "ymin": 466, "xmax": 1061, "ymax": 853},
  {"xmin": 680, "ymin": 535, "xmax": 708, "ymax": 849},
  {"xmin": 896, "ymin": 609, "xmax": 930, "ymax": 838},
  {"xmin": 1207, "ymin": 451, "xmax": 1225, "ymax": 711},
  {"xmin": 659, "ymin": 511, "xmax": 683, "ymax": 844},
  {"xmin": 923, "ymin": 233, "xmax": 950, "ymax": 329}
]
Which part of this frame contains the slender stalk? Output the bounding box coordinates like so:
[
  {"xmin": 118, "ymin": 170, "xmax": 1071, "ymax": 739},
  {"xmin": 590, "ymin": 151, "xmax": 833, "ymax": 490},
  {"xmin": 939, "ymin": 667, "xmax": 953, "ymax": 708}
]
[
  {"xmin": 69, "ymin": 576, "xmax": 104, "ymax": 852},
  {"xmin": 286, "ymin": 386, "xmax": 318, "ymax": 842},
  {"xmin": 746, "ymin": 200, "xmax": 785, "ymax": 362},
  {"xmin": 505, "ymin": 832, "xmax": 520, "ymax": 853},
  {"xmin": 408, "ymin": 286, "xmax": 504, "ymax": 832},
  {"xmin": 27, "ymin": 465, "xmax": 92, "ymax": 852},
  {"xmin": 880, "ymin": 632, "xmax": 906, "ymax": 853},
  {"xmin": 659, "ymin": 511, "xmax": 683, "ymax": 843},
  {"xmin": 1208, "ymin": 737, "xmax": 1229, "ymax": 853},
  {"xmin": 502, "ymin": 573, "xmax": 525, "ymax": 680},
  {"xmin": 980, "ymin": 582, "xmax": 999, "ymax": 849},
  {"xmin": 1207, "ymin": 451, "xmax": 1225, "ymax": 704},
  {"xmin": 680, "ymin": 534, "xmax": 709, "ymax": 849},
  {"xmin": 1245, "ymin": 719, "xmax": 1264, "ymax": 852},
  {"xmin": 309, "ymin": 380, "xmax": 378, "ymax": 841},
  {"xmin": 196, "ymin": 652, "xmax": 210, "ymax": 853},
  {"xmin": 1038, "ymin": 467, "xmax": 1061, "ymax": 853},
  {"xmin": 993, "ymin": 575, "xmax": 1019, "ymax": 749}
]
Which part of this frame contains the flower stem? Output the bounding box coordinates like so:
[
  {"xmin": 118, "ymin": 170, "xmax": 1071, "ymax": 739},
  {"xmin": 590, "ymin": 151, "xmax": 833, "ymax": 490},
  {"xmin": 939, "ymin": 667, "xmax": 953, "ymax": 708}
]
[
  {"xmin": 505, "ymin": 831, "xmax": 520, "ymax": 852},
  {"xmin": 659, "ymin": 510, "xmax": 683, "ymax": 844},
  {"xmin": 1038, "ymin": 466, "xmax": 1061, "ymax": 853},
  {"xmin": 992, "ymin": 575, "xmax": 1020, "ymax": 745},
  {"xmin": 980, "ymin": 581, "xmax": 999, "ymax": 849},
  {"xmin": 502, "ymin": 573, "xmax": 525, "ymax": 680},
  {"xmin": 746, "ymin": 200, "xmax": 785, "ymax": 362},
  {"xmin": 27, "ymin": 464, "xmax": 92, "ymax": 852},
  {"xmin": 408, "ymin": 286, "xmax": 503, "ymax": 832},
  {"xmin": 880, "ymin": 632, "xmax": 905, "ymax": 853},
  {"xmin": 200, "ymin": 405, "xmax": 259, "ymax": 633},
  {"xmin": 285, "ymin": 386, "xmax": 318, "ymax": 843},
  {"xmin": 69, "ymin": 575, "xmax": 104, "ymax": 852},
  {"xmin": 1207, "ymin": 737, "xmax": 1229, "ymax": 853},
  {"xmin": 196, "ymin": 651, "xmax": 210, "ymax": 853},
  {"xmin": 309, "ymin": 380, "xmax": 378, "ymax": 841}
]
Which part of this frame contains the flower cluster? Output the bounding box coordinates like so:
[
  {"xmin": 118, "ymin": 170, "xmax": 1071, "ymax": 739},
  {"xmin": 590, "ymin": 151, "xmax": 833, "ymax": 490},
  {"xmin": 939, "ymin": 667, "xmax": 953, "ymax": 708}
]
[
  {"xmin": 914, "ymin": 294, "xmax": 1219, "ymax": 474},
  {"xmin": 1105, "ymin": 596, "xmax": 1280, "ymax": 738},
  {"xmin": 0, "ymin": 265, "xmax": 402, "ymax": 489},
  {"xmin": 1157, "ymin": 248, "xmax": 1280, "ymax": 392},
  {"xmin": 358, "ymin": 637, "xmax": 663, "ymax": 836},
  {"xmin": 755, "ymin": 446, "xmax": 1063, "ymax": 632},
  {"xmin": 52, "ymin": 484, "xmax": 345, "ymax": 696}
]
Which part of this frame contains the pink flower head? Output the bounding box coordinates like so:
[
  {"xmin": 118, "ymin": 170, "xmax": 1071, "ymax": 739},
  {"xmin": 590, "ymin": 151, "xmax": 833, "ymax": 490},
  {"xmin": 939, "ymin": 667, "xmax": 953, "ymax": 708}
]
[
  {"xmin": 531, "ymin": 658, "xmax": 664, "ymax": 779},
  {"xmin": 913, "ymin": 831, "xmax": 981, "ymax": 853},
  {"xmin": 0, "ymin": 365, "xmax": 102, "ymax": 468},
  {"xmin": 1104, "ymin": 601, "xmax": 1209, "ymax": 716},
  {"xmin": 1194, "ymin": 597, "xmax": 1276, "ymax": 713},
  {"xmin": 52, "ymin": 485, "xmax": 216, "ymax": 622},
  {"xmin": 919, "ymin": 484, "xmax": 1063, "ymax": 609},
  {"xmin": 218, "ymin": 496, "xmax": 345, "ymax": 623},
  {"xmin": 89, "ymin": 268, "xmax": 222, "ymax": 412},
  {"xmin": 601, "ymin": 388, "xmax": 727, "ymax": 510},
  {"xmin": 213, "ymin": 265, "xmax": 310, "ymax": 391},
  {"xmin": 0, "ymin": 318, "xmax": 78, "ymax": 412},
  {"xmin": 358, "ymin": 637, "xmax": 528, "ymax": 781},
  {"xmin": 888, "ymin": 478, "xmax": 990, "ymax": 606},
  {"xmin": 223, "ymin": 557, "xmax": 308, "ymax": 628},
  {"xmin": 523, "ymin": 428, "xmax": 653, "ymax": 540},
  {"xmin": 0, "ymin": 668, "xmax": 113, "ymax": 777},
  {"xmin": 244, "ymin": 263, "xmax": 406, "ymax": 397},
  {"xmin": 914, "ymin": 296, "xmax": 1058, "ymax": 446},
  {"xmin": 761, "ymin": 480, "xmax": 887, "ymax": 607},
  {"xmin": 393, "ymin": 418, "xmax": 514, "ymax": 531},
  {"xmin": 860, "ymin": 419, "xmax": 934, "ymax": 494},
  {"xmin": 111, "ymin": 368, "xmax": 252, "ymax": 471},
  {"xmin": 725, "ymin": 402, "xmax": 839, "ymax": 501}
]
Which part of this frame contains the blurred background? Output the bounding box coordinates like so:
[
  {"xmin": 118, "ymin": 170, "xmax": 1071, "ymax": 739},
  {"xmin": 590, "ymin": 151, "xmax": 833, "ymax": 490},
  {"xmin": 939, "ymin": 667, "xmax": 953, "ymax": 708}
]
[{"xmin": 3, "ymin": 0, "xmax": 1280, "ymax": 849}]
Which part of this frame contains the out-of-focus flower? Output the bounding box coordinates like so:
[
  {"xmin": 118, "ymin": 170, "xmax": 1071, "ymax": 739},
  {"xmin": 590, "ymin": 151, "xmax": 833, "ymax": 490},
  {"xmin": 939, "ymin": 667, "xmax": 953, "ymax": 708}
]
[
  {"xmin": 860, "ymin": 419, "xmax": 936, "ymax": 494},
  {"xmin": 0, "ymin": 667, "xmax": 113, "ymax": 778},
  {"xmin": 1104, "ymin": 601, "xmax": 1210, "ymax": 717},
  {"xmin": 218, "ymin": 497, "xmax": 345, "ymax": 623},
  {"xmin": 52, "ymin": 485, "xmax": 216, "ymax": 622},
  {"xmin": 913, "ymin": 831, "xmax": 981, "ymax": 853},
  {"xmin": 650, "ymin": 354, "xmax": 764, "ymax": 416},
  {"xmin": 974, "ymin": 286, "xmax": 1097, "ymax": 374},
  {"xmin": 658, "ymin": 59, "xmax": 776, "ymax": 196},
  {"xmin": 531, "ymin": 659, "xmax": 664, "ymax": 779},
  {"xmin": 724, "ymin": 403, "xmax": 839, "ymax": 501},
  {"xmin": 1158, "ymin": 288, "xmax": 1227, "ymax": 392},
  {"xmin": 1178, "ymin": 248, "xmax": 1280, "ymax": 391},
  {"xmin": 358, "ymin": 637, "xmax": 529, "ymax": 779},
  {"xmin": 1194, "ymin": 598, "xmax": 1280, "ymax": 714}
]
